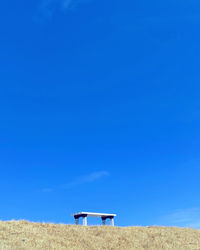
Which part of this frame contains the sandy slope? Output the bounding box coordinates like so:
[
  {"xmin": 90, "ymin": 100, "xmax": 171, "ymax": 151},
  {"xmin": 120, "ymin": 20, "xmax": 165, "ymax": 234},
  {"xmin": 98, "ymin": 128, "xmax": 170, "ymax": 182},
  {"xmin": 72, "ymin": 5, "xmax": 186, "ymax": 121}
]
[{"xmin": 0, "ymin": 220, "xmax": 200, "ymax": 249}]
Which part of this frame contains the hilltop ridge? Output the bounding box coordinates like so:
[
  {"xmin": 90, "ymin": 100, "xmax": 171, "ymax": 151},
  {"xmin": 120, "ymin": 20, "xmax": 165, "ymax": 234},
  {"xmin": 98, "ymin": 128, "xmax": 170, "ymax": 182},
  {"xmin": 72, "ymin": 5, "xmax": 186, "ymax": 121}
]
[{"xmin": 0, "ymin": 220, "xmax": 200, "ymax": 249}]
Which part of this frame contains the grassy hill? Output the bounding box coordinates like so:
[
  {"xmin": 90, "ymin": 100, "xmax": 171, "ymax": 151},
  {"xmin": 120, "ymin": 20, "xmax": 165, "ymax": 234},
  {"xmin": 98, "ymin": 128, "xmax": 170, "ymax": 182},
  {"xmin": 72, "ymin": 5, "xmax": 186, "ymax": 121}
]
[{"xmin": 0, "ymin": 220, "xmax": 200, "ymax": 249}]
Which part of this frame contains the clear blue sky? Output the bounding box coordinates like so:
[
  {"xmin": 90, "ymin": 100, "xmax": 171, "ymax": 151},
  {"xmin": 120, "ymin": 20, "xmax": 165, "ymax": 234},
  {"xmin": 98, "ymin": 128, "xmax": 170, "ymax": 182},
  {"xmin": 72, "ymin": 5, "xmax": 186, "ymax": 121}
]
[{"xmin": 1, "ymin": 0, "xmax": 200, "ymax": 228}]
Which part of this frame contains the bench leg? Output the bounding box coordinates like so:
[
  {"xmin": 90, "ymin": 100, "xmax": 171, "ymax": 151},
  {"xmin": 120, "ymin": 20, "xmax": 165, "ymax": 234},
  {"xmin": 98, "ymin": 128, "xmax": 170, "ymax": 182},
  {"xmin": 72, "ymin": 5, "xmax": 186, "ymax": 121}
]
[
  {"xmin": 102, "ymin": 218, "xmax": 106, "ymax": 226},
  {"xmin": 83, "ymin": 216, "xmax": 87, "ymax": 226},
  {"xmin": 110, "ymin": 218, "xmax": 114, "ymax": 226},
  {"xmin": 75, "ymin": 218, "xmax": 79, "ymax": 225}
]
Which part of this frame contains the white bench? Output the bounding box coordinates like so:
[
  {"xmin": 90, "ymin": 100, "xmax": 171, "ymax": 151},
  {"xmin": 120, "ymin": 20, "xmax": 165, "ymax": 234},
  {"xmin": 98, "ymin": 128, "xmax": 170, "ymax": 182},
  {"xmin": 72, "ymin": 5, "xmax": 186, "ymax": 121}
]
[{"xmin": 72, "ymin": 212, "xmax": 116, "ymax": 226}]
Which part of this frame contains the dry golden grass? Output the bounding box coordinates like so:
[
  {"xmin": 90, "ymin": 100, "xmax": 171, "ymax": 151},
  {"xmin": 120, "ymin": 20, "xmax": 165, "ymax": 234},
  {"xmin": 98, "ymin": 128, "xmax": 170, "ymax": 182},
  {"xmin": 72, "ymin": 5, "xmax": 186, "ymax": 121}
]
[{"xmin": 0, "ymin": 221, "xmax": 200, "ymax": 249}]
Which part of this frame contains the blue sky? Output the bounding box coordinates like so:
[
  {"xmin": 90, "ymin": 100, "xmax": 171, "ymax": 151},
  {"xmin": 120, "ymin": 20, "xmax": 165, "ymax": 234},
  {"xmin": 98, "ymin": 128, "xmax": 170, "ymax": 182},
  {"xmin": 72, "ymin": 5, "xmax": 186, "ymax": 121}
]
[{"xmin": 1, "ymin": 0, "xmax": 200, "ymax": 227}]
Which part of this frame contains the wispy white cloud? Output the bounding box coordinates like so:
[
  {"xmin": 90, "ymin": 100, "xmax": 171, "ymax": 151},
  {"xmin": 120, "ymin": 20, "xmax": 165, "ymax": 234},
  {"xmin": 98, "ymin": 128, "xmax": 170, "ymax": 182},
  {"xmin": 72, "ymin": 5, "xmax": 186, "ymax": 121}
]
[
  {"xmin": 41, "ymin": 188, "xmax": 54, "ymax": 193},
  {"xmin": 62, "ymin": 0, "xmax": 73, "ymax": 9},
  {"xmin": 37, "ymin": 0, "xmax": 90, "ymax": 19},
  {"xmin": 158, "ymin": 208, "xmax": 200, "ymax": 229},
  {"xmin": 42, "ymin": 171, "xmax": 109, "ymax": 192},
  {"xmin": 61, "ymin": 171, "xmax": 109, "ymax": 189}
]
